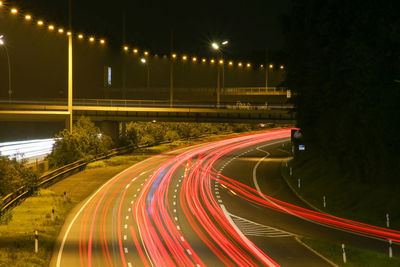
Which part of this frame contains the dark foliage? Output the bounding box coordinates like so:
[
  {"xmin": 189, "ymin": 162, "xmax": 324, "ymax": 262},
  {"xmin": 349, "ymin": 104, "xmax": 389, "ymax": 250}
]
[{"xmin": 283, "ymin": 1, "xmax": 400, "ymax": 183}]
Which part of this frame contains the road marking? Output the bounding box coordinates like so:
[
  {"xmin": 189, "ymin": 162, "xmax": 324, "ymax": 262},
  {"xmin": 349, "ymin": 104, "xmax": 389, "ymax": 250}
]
[
  {"xmin": 124, "ymin": 235, "xmax": 127, "ymax": 240},
  {"xmin": 220, "ymin": 204, "xmax": 277, "ymax": 266},
  {"xmin": 126, "ymin": 184, "xmax": 130, "ymax": 189},
  {"xmin": 124, "ymin": 224, "xmax": 128, "ymax": 229},
  {"xmin": 128, "ymin": 208, "xmax": 131, "ymax": 212},
  {"xmin": 177, "ymin": 225, "xmax": 181, "ymax": 230},
  {"xmin": 174, "ymin": 217, "xmax": 178, "ymax": 221},
  {"xmin": 180, "ymin": 236, "xmax": 185, "ymax": 242},
  {"xmin": 174, "ymin": 209, "xmax": 177, "ymax": 213},
  {"xmin": 124, "ymin": 247, "xmax": 128, "ymax": 253},
  {"xmin": 173, "ymin": 201, "xmax": 176, "ymax": 206},
  {"xmin": 126, "ymin": 216, "xmax": 129, "ymax": 220},
  {"xmin": 186, "ymin": 249, "xmax": 192, "ymax": 255},
  {"xmin": 131, "ymin": 200, "xmax": 134, "ymax": 204},
  {"xmin": 128, "ymin": 263, "xmax": 133, "ymax": 267},
  {"xmin": 56, "ymin": 165, "xmax": 145, "ymax": 267}
]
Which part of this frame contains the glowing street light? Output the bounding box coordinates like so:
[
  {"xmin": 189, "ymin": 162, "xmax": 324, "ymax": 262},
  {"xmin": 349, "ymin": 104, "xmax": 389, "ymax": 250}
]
[
  {"xmin": 171, "ymin": 53, "xmax": 177, "ymax": 59},
  {"xmin": 0, "ymin": 2, "xmax": 3, "ymax": 6},
  {"xmin": 133, "ymin": 48, "xmax": 138, "ymax": 54},
  {"xmin": 10, "ymin": 8, "xmax": 18, "ymax": 14},
  {"xmin": 25, "ymin": 14, "xmax": 32, "ymax": 21},
  {"xmin": 37, "ymin": 20, "xmax": 44, "ymax": 26},
  {"xmin": 78, "ymin": 34, "xmax": 84, "ymax": 39},
  {"xmin": 211, "ymin": 42, "xmax": 219, "ymax": 50},
  {"xmin": 123, "ymin": 46, "xmax": 129, "ymax": 51},
  {"xmin": 280, "ymin": 65, "xmax": 285, "ymax": 70},
  {"xmin": 0, "ymin": 35, "xmax": 12, "ymax": 101},
  {"xmin": 100, "ymin": 39, "xmax": 105, "ymax": 44},
  {"xmin": 89, "ymin": 37, "xmax": 95, "ymax": 42},
  {"xmin": 58, "ymin": 28, "xmax": 64, "ymax": 34},
  {"xmin": 48, "ymin": 25, "xmax": 55, "ymax": 31},
  {"xmin": 211, "ymin": 40, "xmax": 229, "ymax": 107}
]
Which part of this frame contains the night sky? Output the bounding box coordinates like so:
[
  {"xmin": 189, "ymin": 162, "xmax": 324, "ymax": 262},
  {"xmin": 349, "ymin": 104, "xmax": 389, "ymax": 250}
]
[{"xmin": 8, "ymin": 0, "xmax": 291, "ymax": 61}]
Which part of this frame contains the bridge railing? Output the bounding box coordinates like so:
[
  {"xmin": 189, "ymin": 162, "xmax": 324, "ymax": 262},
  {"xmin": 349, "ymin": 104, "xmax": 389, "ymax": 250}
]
[{"xmin": 225, "ymin": 87, "xmax": 288, "ymax": 95}]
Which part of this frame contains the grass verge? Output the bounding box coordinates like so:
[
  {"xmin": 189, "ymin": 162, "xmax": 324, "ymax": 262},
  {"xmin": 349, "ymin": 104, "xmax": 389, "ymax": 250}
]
[
  {"xmin": 281, "ymin": 143, "xmax": 400, "ymax": 265},
  {"xmin": 300, "ymin": 237, "xmax": 400, "ymax": 267}
]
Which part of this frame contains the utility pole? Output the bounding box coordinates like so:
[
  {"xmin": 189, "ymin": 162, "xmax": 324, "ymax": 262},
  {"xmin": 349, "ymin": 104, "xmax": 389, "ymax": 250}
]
[
  {"xmin": 122, "ymin": 10, "xmax": 127, "ymax": 99},
  {"xmin": 265, "ymin": 48, "xmax": 269, "ymax": 89},
  {"xmin": 68, "ymin": 0, "xmax": 73, "ymax": 132}
]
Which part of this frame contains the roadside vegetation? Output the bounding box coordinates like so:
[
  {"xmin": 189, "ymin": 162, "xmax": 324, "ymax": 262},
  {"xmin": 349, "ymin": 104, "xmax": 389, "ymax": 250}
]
[
  {"xmin": 301, "ymin": 238, "xmax": 400, "ymax": 267},
  {"xmin": 282, "ymin": 1, "xmax": 399, "ymax": 265},
  {"xmin": 47, "ymin": 116, "xmax": 113, "ymax": 168},
  {"xmin": 0, "ymin": 157, "xmax": 39, "ymax": 201}
]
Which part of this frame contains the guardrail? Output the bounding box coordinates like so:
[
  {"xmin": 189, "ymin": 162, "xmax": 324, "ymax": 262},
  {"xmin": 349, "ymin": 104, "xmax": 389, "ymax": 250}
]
[{"xmin": 0, "ymin": 145, "xmax": 133, "ymax": 216}]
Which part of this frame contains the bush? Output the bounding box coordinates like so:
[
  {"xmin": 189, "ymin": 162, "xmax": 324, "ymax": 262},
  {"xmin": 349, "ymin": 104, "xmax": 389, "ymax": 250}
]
[
  {"xmin": 0, "ymin": 156, "xmax": 39, "ymax": 198},
  {"xmin": 47, "ymin": 117, "xmax": 113, "ymax": 167}
]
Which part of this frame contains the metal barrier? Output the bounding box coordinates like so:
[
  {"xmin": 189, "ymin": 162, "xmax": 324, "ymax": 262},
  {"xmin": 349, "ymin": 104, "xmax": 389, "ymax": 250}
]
[{"xmin": 0, "ymin": 145, "xmax": 133, "ymax": 216}]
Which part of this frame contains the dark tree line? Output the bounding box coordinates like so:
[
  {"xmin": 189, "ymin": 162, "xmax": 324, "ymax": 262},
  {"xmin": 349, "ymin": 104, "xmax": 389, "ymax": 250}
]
[{"xmin": 283, "ymin": 1, "xmax": 400, "ymax": 183}]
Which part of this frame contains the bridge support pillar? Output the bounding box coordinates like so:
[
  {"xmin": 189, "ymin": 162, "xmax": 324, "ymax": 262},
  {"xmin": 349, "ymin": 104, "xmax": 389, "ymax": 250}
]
[{"xmin": 100, "ymin": 121, "xmax": 120, "ymax": 143}]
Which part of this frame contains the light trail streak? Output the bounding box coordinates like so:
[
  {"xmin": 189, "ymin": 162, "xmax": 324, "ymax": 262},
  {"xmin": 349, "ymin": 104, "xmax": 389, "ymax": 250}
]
[{"xmin": 63, "ymin": 128, "xmax": 400, "ymax": 266}]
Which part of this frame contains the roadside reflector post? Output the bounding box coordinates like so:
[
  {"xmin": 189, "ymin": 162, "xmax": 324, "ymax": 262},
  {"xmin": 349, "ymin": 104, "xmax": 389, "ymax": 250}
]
[
  {"xmin": 298, "ymin": 178, "xmax": 301, "ymax": 188},
  {"xmin": 34, "ymin": 230, "xmax": 38, "ymax": 253},
  {"xmin": 342, "ymin": 243, "xmax": 347, "ymax": 263},
  {"xmin": 323, "ymin": 195, "xmax": 326, "ymax": 208},
  {"xmin": 389, "ymin": 239, "xmax": 393, "ymax": 258},
  {"xmin": 290, "ymin": 167, "xmax": 293, "ymax": 176},
  {"xmin": 386, "ymin": 213, "xmax": 390, "ymax": 228}
]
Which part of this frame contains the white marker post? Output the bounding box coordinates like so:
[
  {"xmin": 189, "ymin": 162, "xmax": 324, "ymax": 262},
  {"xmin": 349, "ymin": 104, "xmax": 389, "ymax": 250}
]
[
  {"xmin": 386, "ymin": 213, "xmax": 390, "ymax": 228},
  {"xmin": 52, "ymin": 208, "xmax": 55, "ymax": 221},
  {"xmin": 342, "ymin": 244, "xmax": 347, "ymax": 263},
  {"xmin": 298, "ymin": 178, "xmax": 301, "ymax": 189},
  {"xmin": 389, "ymin": 239, "xmax": 393, "ymax": 258},
  {"xmin": 290, "ymin": 167, "xmax": 293, "ymax": 176},
  {"xmin": 34, "ymin": 230, "xmax": 38, "ymax": 253},
  {"xmin": 323, "ymin": 195, "xmax": 326, "ymax": 208}
]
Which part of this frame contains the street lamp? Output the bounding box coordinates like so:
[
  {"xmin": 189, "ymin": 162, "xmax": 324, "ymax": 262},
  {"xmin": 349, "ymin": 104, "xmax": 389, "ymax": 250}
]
[
  {"xmin": 141, "ymin": 58, "xmax": 150, "ymax": 88},
  {"xmin": 211, "ymin": 40, "xmax": 228, "ymax": 108},
  {"xmin": 0, "ymin": 35, "xmax": 12, "ymax": 101}
]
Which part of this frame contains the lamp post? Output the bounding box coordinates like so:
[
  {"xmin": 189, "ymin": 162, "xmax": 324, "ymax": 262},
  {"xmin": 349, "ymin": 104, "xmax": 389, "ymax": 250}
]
[
  {"xmin": 211, "ymin": 41, "xmax": 228, "ymax": 108},
  {"xmin": 0, "ymin": 35, "xmax": 12, "ymax": 102},
  {"xmin": 141, "ymin": 58, "xmax": 150, "ymax": 88},
  {"xmin": 67, "ymin": 0, "xmax": 73, "ymax": 132}
]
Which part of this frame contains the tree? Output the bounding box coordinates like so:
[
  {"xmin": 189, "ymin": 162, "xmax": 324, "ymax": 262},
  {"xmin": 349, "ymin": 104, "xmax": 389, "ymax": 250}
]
[
  {"xmin": 48, "ymin": 117, "xmax": 113, "ymax": 167},
  {"xmin": 283, "ymin": 1, "xmax": 400, "ymax": 183}
]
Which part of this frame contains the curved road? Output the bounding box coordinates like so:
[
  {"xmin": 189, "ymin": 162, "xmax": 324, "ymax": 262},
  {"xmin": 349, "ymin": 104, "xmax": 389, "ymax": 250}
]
[{"xmin": 51, "ymin": 129, "xmax": 399, "ymax": 266}]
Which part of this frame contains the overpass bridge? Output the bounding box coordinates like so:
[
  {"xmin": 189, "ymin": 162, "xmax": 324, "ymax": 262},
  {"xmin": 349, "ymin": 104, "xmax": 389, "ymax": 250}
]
[
  {"xmin": 0, "ymin": 99, "xmax": 295, "ymax": 140},
  {"xmin": 0, "ymin": 99, "xmax": 294, "ymax": 123}
]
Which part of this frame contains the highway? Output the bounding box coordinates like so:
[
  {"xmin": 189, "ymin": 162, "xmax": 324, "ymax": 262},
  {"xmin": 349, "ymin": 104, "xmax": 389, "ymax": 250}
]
[{"xmin": 51, "ymin": 129, "xmax": 399, "ymax": 266}]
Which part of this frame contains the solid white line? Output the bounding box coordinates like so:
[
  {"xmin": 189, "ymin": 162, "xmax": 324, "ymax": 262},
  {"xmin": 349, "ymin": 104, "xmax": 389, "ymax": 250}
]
[{"xmin": 56, "ymin": 163, "xmax": 145, "ymax": 267}]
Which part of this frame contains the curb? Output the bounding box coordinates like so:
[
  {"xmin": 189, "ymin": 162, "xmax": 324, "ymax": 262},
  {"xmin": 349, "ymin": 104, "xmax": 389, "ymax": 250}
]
[
  {"xmin": 295, "ymin": 237, "xmax": 339, "ymax": 267},
  {"xmin": 280, "ymin": 158, "xmax": 339, "ymax": 266},
  {"xmin": 280, "ymin": 159, "xmax": 325, "ymax": 213}
]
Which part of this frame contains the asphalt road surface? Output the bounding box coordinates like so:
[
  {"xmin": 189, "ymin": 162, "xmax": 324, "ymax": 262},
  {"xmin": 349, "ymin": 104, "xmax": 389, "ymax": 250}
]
[{"xmin": 50, "ymin": 129, "xmax": 399, "ymax": 267}]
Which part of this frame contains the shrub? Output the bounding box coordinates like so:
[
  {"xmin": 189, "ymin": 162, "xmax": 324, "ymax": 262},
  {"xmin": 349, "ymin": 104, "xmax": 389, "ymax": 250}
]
[
  {"xmin": 0, "ymin": 156, "xmax": 39, "ymax": 198},
  {"xmin": 47, "ymin": 117, "xmax": 113, "ymax": 167}
]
